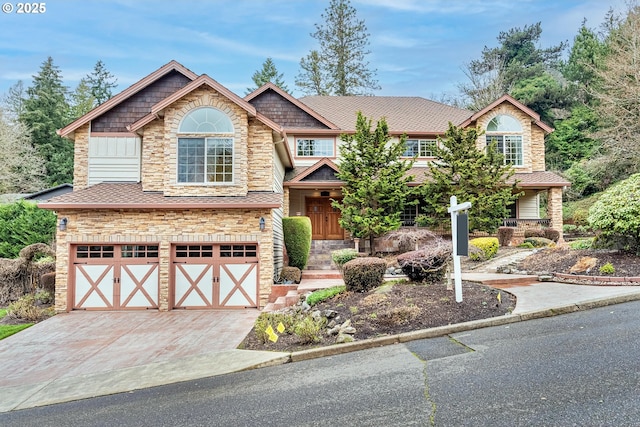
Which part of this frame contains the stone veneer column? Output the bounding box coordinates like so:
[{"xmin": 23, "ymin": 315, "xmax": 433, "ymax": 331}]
[{"xmin": 547, "ymin": 187, "xmax": 564, "ymax": 241}]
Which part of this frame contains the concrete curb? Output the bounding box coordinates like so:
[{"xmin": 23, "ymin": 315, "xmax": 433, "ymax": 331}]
[{"xmin": 285, "ymin": 291, "xmax": 640, "ymax": 364}]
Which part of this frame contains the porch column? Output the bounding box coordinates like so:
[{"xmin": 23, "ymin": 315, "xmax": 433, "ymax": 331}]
[{"xmin": 547, "ymin": 187, "xmax": 564, "ymax": 241}]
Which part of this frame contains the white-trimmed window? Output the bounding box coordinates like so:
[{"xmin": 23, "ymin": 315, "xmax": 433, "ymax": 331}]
[
  {"xmin": 296, "ymin": 138, "xmax": 334, "ymax": 157},
  {"xmin": 403, "ymin": 139, "xmax": 437, "ymax": 157},
  {"xmin": 486, "ymin": 115, "xmax": 523, "ymax": 166},
  {"xmin": 177, "ymin": 108, "xmax": 234, "ymax": 184}
]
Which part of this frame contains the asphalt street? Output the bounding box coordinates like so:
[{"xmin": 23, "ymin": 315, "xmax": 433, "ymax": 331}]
[{"xmin": 2, "ymin": 301, "xmax": 640, "ymax": 426}]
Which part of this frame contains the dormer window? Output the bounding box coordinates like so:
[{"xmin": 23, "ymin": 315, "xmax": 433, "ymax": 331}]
[
  {"xmin": 486, "ymin": 115, "xmax": 523, "ymax": 166},
  {"xmin": 177, "ymin": 107, "xmax": 234, "ymax": 184}
]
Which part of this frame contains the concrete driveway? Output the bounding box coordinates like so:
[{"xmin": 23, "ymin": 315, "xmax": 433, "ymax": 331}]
[{"xmin": 0, "ymin": 309, "xmax": 290, "ymax": 412}]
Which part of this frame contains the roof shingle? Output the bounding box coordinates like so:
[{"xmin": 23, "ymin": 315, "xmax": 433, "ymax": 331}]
[
  {"xmin": 39, "ymin": 183, "xmax": 282, "ymax": 209},
  {"xmin": 299, "ymin": 96, "xmax": 473, "ymax": 134}
]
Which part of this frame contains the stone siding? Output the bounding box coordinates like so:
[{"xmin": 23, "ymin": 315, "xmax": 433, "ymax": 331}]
[
  {"xmin": 72, "ymin": 123, "xmax": 90, "ymax": 189},
  {"xmin": 475, "ymin": 103, "xmax": 534, "ymax": 173},
  {"xmin": 53, "ymin": 208, "xmax": 274, "ymax": 312}
]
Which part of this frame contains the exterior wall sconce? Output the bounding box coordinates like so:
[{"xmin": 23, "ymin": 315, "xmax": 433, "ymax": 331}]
[
  {"xmin": 59, "ymin": 217, "xmax": 68, "ymax": 231},
  {"xmin": 259, "ymin": 217, "xmax": 266, "ymax": 231}
]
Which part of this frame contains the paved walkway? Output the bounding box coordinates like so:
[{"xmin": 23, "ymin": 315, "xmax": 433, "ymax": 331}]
[{"xmin": 2, "ymin": 252, "xmax": 640, "ymax": 412}]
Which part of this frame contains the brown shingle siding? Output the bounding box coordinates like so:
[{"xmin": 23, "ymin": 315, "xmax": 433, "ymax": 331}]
[
  {"xmin": 92, "ymin": 71, "xmax": 192, "ymax": 132},
  {"xmin": 250, "ymin": 90, "xmax": 331, "ymax": 129}
]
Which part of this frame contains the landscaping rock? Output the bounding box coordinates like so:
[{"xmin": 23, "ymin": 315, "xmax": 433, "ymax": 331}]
[{"xmin": 336, "ymin": 333, "xmax": 355, "ymax": 344}]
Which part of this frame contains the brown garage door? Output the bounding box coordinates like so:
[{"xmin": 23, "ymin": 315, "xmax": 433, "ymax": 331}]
[
  {"xmin": 171, "ymin": 243, "xmax": 259, "ymax": 309},
  {"xmin": 71, "ymin": 244, "xmax": 159, "ymax": 310}
]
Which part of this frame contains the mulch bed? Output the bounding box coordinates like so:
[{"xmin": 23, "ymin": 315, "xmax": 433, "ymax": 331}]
[
  {"xmin": 517, "ymin": 248, "xmax": 640, "ymax": 277},
  {"xmin": 239, "ymin": 282, "xmax": 515, "ymax": 353}
]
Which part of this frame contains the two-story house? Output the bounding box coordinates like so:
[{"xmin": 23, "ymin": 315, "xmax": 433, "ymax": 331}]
[{"xmin": 41, "ymin": 60, "xmax": 569, "ymax": 313}]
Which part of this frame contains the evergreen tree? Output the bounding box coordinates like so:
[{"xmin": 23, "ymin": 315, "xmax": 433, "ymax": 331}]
[
  {"xmin": 70, "ymin": 78, "xmax": 96, "ymax": 120},
  {"xmin": 246, "ymin": 57, "xmax": 289, "ymax": 94},
  {"xmin": 86, "ymin": 60, "xmax": 117, "ymax": 106},
  {"xmin": 20, "ymin": 56, "xmax": 74, "ymax": 185},
  {"xmin": 462, "ymin": 23, "xmax": 567, "ymax": 122},
  {"xmin": 562, "ymin": 21, "xmax": 606, "ymax": 100},
  {"xmin": 419, "ymin": 124, "xmax": 520, "ymax": 233},
  {"xmin": 296, "ymin": 50, "xmax": 330, "ymax": 96},
  {"xmin": 333, "ymin": 112, "xmax": 414, "ymax": 254},
  {"xmin": 296, "ymin": 0, "xmax": 379, "ymax": 95}
]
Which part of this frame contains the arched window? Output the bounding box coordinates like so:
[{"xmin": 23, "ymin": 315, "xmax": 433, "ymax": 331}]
[
  {"xmin": 486, "ymin": 114, "xmax": 523, "ymax": 166},
  {"xmin": 177, "ymin": 108, "xmax": 234, "ymax": 184}
]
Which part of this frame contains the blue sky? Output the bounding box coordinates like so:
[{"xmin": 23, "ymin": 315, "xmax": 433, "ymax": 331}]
[{"xmin": 0, "ymin": 0, "xmax": 626, "ymax": 101}]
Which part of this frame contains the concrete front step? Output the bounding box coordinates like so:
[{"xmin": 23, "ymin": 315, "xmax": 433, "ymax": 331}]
[{"xmin": 302, "ymin": 269, "xmax": 342, "ymax": 280}]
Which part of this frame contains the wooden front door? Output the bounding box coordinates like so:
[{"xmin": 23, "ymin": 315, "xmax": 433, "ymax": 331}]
[{"xmin": 306, "ymin": 197, "xmax": 344, "ymax": 240}]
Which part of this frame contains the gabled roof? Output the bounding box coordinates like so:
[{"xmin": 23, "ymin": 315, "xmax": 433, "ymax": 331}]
[
  {"xmin": 245, "ymin": 83, "xmax": 339, "ymax": 130},
  {"xmin": 127, "ymin": 74, "xmax": 260, "ymax": 132},
  {"xmin": 58, "ymin": 60, "xmax": 198, "ymax": 137},
  {"xmin": 284, "ymin": 158, "xmax": 344, "ymax": 188},
  {"xmin": 299, "ymin": 96, "xmax": 474, "ymax": 134},
  {"xmin": 459, "ymin": 94, "xmax": 554, "ymax": 133}
]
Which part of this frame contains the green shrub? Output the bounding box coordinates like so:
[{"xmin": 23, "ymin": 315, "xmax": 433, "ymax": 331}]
[
  {"xmin": 599, "ymin": 262, "xmax": 615, "ymax": 275},
  {"xmin": 518, "ymin": 242, "xmax": 535, "ymax": 249},
  {"xmin": 469, "ymin": 237, "xmax": 499, "ymax": 261},
  {"xmin": 279, "ymin": 266, "xmax": 301, "ymax": 284},
  {"xmin": 0, "ymin": 201, "xmax": 56, "ymax": 259},
  {"xmin": 306, "ymin": 285, "xmax": 346, "ymax": 306},
  {"xmin": 568, "ymin": 238, "xmax": 593, "ymax": 250},
  {"xmin": 543, "ymin": 228, "xmax": 560, "ymax": 243},
  {"xmin": 563, "ymin": 224, "xmax": 577, "ymax": 234},
  {"xmin": 572, "ymin": 209, "xmax": 589, "ymax": 227},
  {"xmin": 524, "ymin": 228, "xmax": 545, "ymax": 238},
  {"xmin": 497, "ymin": 227, "xmax": 514, "ymax": 247},
  {"xmin": 254, "ymin": 312, "xmax": 297, "ymax": 343},
  {"xmin": 523, "ymin": 237, "xmax": 554, "ymax": 248},
  {"xmin": 342, "ymin": 257, "xmax": 387, "ymax": 292},
  {"xmin": 588, "ymin": 173, "xmax": 640, "ymax": 255},
  {"xmin": 293, "ymin": 316, "xmax": 326, "ymax": 344},
  {"xmin": 282, "ymin": 217, "xmax": 312, "ymax": 269},
  {"xmin": 331, "ymin": 248, "xmax": 359, "ymax": 271}
]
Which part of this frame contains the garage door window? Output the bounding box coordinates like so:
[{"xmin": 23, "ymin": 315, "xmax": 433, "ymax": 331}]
[
  {"xmin": 175, "ymin": 245, "xmax": 214, "ymax": 258},
  {"xmin": 76, "ymin": 245, "xmax": 115, "ymax": 259},
  {"xmin": 220, "ymin": 244, "xmax": 257, "ymax": 258},
  {"xmin": 121, "ymin": 245, "xmax": 159, "ymax": 258}
]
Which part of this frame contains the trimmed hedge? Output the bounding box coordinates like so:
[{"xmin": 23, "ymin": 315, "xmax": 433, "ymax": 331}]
[
  {"xmin": 543, "ymin": 228, "xmax": 560, "ymax": 243},
  {"xmin": 524, "ymin": 228, "xmax": 545, "ymax": 238},
  {"xmin": 469, "ymin": 237, "xmax": 499, "ymax": 261},
  {"xmin": 342, "ymin": 257, "xmax": 386, "ymax": 292},
  {"xmin": 279, "ymin": 266, "xmax": 302, "ymax": 284},
  {"xmin": 497, "ymin": 227, "xmax": 514, "ymax": 247},
  {"xmin": 282, "ymin": 217, "xmax": 312, "ymax": 270}
]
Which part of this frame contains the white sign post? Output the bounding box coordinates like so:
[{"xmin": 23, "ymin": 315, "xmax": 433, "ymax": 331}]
[{"xmin": 448, "ymin": 196, "xmax": 471, "ymax": 302}]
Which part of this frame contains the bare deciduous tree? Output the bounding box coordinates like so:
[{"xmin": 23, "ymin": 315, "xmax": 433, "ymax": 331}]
[
  {"xmin": 592, "ymin": 4, "xmax": 640, "ymax": 169},
  {"xmin": 0, "ymin": 112, "xmax": 46, "ymax": 193}
]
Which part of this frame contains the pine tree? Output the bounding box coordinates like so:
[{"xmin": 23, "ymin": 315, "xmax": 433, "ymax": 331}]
[
  {"xmin": 296, "ymin": 0, "xmax": 379, "ymax": 96},
  {"xmin": 419, "ymin": 124, "xmax": 520, "ymax": 233},
  {"xmin": 246, "ymin": 57, "xmax": 289, "ymax": 94},
  {"xmin": 20, "ymin": 56, "xmax": 74, "ymax": 186},
  {"xmin": 333, "ymin": 112, "xmax": 415, "ymax": 254},
  {"xmin": 86, "ymin": 60, "xmax": 117, "ymax": 106},
  {"xmin": 70, "ymin": 78, "xmax": 96, "ymax": 120}
]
